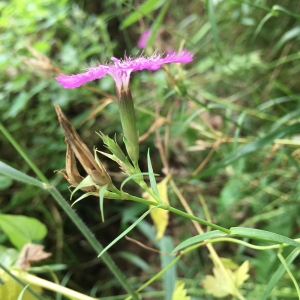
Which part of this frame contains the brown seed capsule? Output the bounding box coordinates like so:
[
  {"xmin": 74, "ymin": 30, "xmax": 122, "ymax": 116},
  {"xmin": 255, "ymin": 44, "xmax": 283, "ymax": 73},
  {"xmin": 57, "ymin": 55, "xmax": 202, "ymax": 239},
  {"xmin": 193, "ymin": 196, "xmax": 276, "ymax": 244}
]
[
  {"xmin": 55, "ymin": 104, "xmax": 112, "ymax": 187},
  {"xmin": 57, "ymin": 141, "xmax": 98, "ymax": 192}
]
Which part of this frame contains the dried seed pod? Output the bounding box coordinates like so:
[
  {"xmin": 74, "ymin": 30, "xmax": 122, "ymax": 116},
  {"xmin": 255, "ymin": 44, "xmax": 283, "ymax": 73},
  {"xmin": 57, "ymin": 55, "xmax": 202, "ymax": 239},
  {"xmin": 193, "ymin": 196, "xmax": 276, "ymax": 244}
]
[{"xmin": 55, "ymin": 104, "xmax": 112, "ymax": 187}]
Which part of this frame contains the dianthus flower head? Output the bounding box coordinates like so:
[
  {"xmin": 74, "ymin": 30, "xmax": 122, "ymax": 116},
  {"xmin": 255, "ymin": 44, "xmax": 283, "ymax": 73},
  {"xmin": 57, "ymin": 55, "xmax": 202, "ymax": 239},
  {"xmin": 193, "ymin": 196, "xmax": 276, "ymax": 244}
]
[{"xmin": 56, "ymin": 50, "xmax": 193, "ymax": 96}]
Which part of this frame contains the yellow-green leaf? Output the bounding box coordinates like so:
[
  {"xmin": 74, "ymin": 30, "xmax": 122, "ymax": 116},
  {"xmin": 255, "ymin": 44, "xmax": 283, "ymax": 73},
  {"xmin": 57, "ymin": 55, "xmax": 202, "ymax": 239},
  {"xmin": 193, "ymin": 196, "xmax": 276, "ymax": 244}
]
[
  {"xmin": 143, "ymin": 175, "xmax": 171, "ymax": 240},
  {"xmin": 172, "ymin": 281, "xmax": 190, "ymax": 300},
  {"xmin": 234, "ymin": 261, "xmax": 250, "ymax": 287},
  {"xmin": 202, "ymin": 267, "xmax": 233, "ymax": 298},
  {"xmin": 202, "ymin": 260, "xmax": 250, "ymax": 298},
  {"xmin": 0, "ymin": 269, "xmax": 42, "ymax": 300}
]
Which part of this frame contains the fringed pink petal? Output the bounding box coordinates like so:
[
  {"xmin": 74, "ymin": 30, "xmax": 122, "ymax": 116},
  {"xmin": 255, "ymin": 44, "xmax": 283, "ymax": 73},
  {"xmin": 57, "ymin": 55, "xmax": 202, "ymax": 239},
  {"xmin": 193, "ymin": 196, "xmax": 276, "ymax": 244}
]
[{"xmin": 56, "ymin": 66, "xmax": 108, "ymax": 88}]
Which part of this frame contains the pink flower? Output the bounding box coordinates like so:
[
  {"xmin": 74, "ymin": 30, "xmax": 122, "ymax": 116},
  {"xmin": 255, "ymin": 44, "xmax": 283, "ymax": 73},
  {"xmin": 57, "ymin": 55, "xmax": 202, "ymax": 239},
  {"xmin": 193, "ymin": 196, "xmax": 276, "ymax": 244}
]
[
  {"xmin": 137, "ymin": 29, "xmax": 151, "ymax": 48},
  {"xmin": 56, "ymin": 51, "xmax": 193, "ymax": 95}
]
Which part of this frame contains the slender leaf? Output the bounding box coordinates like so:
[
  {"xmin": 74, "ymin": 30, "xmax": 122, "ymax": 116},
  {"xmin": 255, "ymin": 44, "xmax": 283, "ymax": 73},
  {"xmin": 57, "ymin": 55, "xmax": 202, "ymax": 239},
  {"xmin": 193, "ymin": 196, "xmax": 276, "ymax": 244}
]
[
  {"xmin": 252, "ymin": 13, "xmax": 273, "ymax": 42},
  {"xmin": 206, "ymin": 0, "xmax": 222, "ymax": 57},
  {"xmin": 70, "ymin": 175, "xmax": 95, "ymax": 199},
  {"xmin": 17, "ymin": 284, "xmax": 30, "ymax": 300},
  {"xmin": 98, "ymin": 206, "xmax": 158, "ymax": 258},
  {"xmin": 71, "ymin": 192, "xmax": 97, "ymax": 206},
  {"xmin": 120, "ymin": 172, "xmax": 159, "ymax": 192},
  {"xmin": 0, "ymin": 162, "xmax": 44, "ymax": 189},
  {"xmin": 272, "ymin": 5, "xmax": 300, "ymax": 21},
  {"xmin": 230, "ymin": 227, "xmax": 300, "ymax": 248},
  {"xmin": 118, "ymin": 252, "xmax": 154, "ymax": 273},
  {"xmin": 120, "ymin": 0, "xmax": 163, "ymax": 29},
  {"xmin": 261, "ymin": 248, "xmax": 300, "ymax": 300},
  {"xmin": 147, "ymin": 150, "xmax": 160, "ymax": 197},
  {"xmin": 272, "ymin": 26, "xmax": 300, "ymax": 56},
  {"xmin": 172, "ymin": 230, "xmax": 227, "ymax": 254},
  {"xmin": 147, "ymin": 0, "xmax": 171, "ymax": 47}
]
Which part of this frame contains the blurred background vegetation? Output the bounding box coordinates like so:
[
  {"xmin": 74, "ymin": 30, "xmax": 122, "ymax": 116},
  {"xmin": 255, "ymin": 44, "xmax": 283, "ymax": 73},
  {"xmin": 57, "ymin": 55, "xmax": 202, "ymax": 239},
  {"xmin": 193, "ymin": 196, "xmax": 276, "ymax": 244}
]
[{"xmin": 1, "ymin": 0, "xmax": 300, "ymax": 298}]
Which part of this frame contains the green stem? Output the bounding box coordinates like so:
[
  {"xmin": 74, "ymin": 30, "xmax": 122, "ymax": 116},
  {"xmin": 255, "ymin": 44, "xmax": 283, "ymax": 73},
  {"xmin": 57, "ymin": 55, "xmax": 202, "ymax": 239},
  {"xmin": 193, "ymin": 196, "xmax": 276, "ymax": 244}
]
[
  {"xmin": 277, "ymin": 251, "xmax": 300, "ymax": 299},
  {"xmin": 0, "ymin": 122, "xmax": 49, "ymax": 183},
  {"xmin": 122, "ymin": 192, "xmax": 159, "ymax": 206},
  {"xmin": 208, "ymin": 237, "xmax": 300, "ymax": 250},
  {"xmin": 116, "ymin": 184, "xmax": 230, "ymax": 233},
  {"xmin": 167, "ymin": 206, "xmax": 231, "ymax": 234},
  {"xmin": 48, "ymin": 186, "xmax": 139, "ymax": 300},
  {"xmin": 124, "ymin": 255, "xmax": 182, "ymax": 300}
]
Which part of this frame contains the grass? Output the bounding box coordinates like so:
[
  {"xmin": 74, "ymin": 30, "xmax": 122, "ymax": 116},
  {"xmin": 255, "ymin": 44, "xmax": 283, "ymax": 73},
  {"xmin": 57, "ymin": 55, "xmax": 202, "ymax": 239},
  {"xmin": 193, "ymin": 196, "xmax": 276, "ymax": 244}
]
[{"xmin": 1, "ymin": 0, "xmax": 300, "ymax": 299}]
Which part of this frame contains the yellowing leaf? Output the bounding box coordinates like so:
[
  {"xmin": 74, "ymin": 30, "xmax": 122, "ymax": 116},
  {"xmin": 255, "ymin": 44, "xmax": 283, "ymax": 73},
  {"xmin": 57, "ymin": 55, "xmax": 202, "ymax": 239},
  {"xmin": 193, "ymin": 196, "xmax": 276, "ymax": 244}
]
[
  {"xmin": 143, "ymin": 175, "xmax": 171, "ymax": 240},
  {"xmin": 172, "ymin": 281, "xmax": 190, "ymax": 300},
  {"xmin": 202, "ymin": 260, "xmax": 250, "ymax": 298},
  {"xmin": 202, "ymin": 267, "xmax": 233, "ymax": 298},
  {"xmin": 219, "ymin": 257, "xmax": 239, "ymax": 269},
  {"xmin": 0, "ymin": 269, "xmax": 42, "ymax": 300},
  {"xmin": 234, "ymin": 260, "xmax": 250, "ymax": 287}
]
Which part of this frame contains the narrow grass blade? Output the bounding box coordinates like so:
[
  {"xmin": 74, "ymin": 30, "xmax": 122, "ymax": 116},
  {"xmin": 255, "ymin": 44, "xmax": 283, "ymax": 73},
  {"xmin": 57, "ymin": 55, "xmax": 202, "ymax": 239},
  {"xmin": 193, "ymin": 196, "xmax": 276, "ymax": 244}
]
[
  {"xmin": 206, "ymin": 0, "xmax": 222, "ymax": 58},
  {"xmin": 272, "ymin": 5, "xmax": 300, "ymax": 21},
  {"xmin": 252, "ymin": 13, "xmax": 273, "ymax": 42},
  {"xmin": 159, "ymin": 236, "xmax": 176, "ymax": 300},
  {"xmin": 195, "ymin": 123, "xmax": 300, "ymax": 179},
  {"xmin": 147, "ymin": 150, "xmax": 160, "ymax": 197},
  {"xmin": 171, "ymin": 230, "xmax": 227, "ymax": 254},
  {"xmin": 99, "ymin": 184, "xmax": 108, "ymax": 222},
  {"xmin": 118, "ymin": 252, "xmax": 154, "ymax": 273},
  {"xmin": 230, "ymin": 227, "xmax": 300, "ymax": 248},
  {"xmin": 120, "ymin": 0, "xmax": 163, "ymax": 29},
  {"xmin": 272, "ymin": 26, "xmax": 300, "ymax": 56},
  {"xmin": 98, "ymin": 206, "xmax": 158, "ymax": 258},
  {"xmin": 0, "ymin": 161, "xmax": 45, "ymax": 189},
  {"xmin": 277, "ymin": 252, "xmax": 300, "ymax": 299},
  {"xmin": 18, "ymin": 284, "xmax": 30, "ymax": 300},
  {"xmin": 147, "ymin": 0, "xmax": 171, "ymax": 47},
  {"xmin": 261, "ymin": 248, "xmax": 300, "ymax": 300}
]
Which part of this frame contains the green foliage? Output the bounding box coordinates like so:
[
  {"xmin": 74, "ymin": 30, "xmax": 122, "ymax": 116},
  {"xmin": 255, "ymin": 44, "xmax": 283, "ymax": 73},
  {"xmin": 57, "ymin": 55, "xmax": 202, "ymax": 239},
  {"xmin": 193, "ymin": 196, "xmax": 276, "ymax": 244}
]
[
  {"xmin": 0, "ymin": 214, "xmax": 47, "ymax": 249},
  {"xmin": 1, "ymin": 0, "xmax": 300, "ymax": 299}
]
